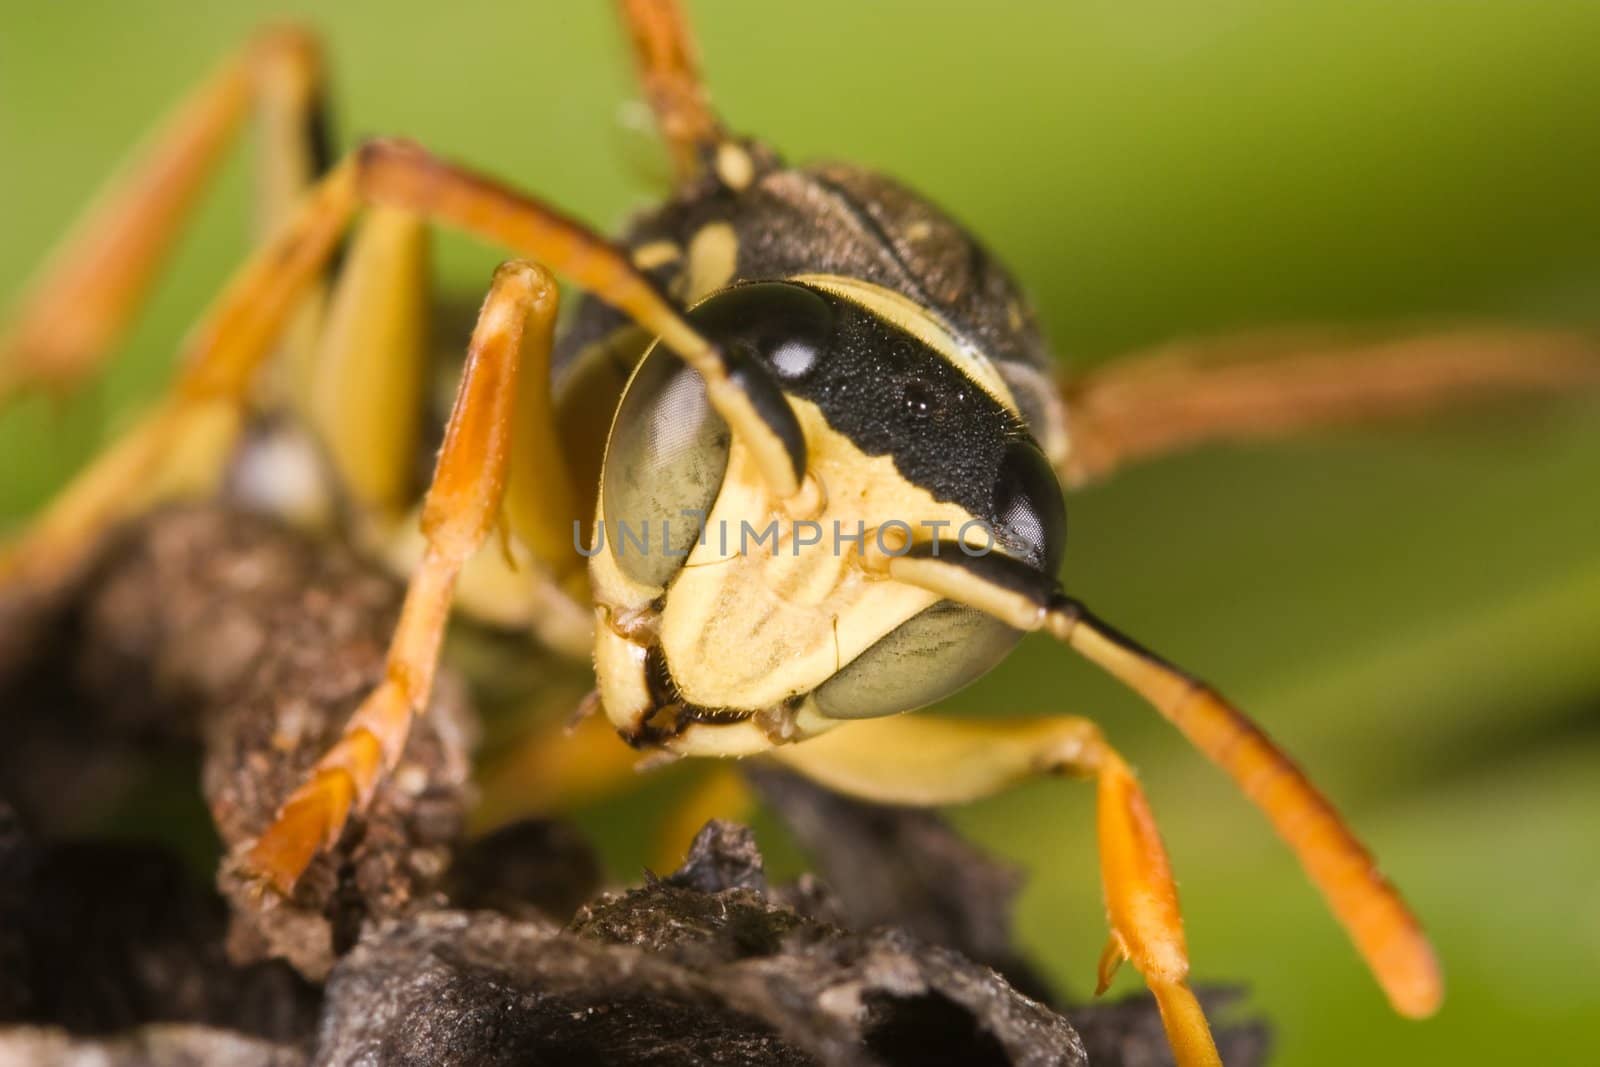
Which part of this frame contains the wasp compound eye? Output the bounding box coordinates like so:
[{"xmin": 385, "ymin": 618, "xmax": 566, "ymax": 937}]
[
  {"xmin": 811, "ymin": 598, "xmax": 1023, "ymax": 720},
  {"xmin": 810, "ymin": 441, "xmax": 1063, "ymax": 721},
  {"xmin": 602, "ymin": 345, "xmax": 728, "ymax": 588},
  {"xmin": 692, "ymin": 281, "xmax": 835, "ymax": 385},
  {"xmin": 600, "ymin": 283, "xmax": 833, "ymax": 588},
  {"xmin": 991, "ymin": 438, "xmax": 1066, "ymax": 574}
]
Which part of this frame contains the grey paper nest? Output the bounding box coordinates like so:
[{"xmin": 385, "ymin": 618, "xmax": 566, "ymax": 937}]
[{"xmin": 0, "ymin": 506, "xmax": 1267, "ymax": 1066}]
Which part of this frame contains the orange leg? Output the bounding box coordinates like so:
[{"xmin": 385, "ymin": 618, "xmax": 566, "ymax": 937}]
[
  {"xmin": 1060, "ymin": 324, "xmax": 1600, "ymax": 487},
  {"xmin": 0, "ymin": 158, "xmax": 362, "ymax": 590},
  {"xmin": 475, "ymin": 700, "xmax": 750, "ymax": 878},
  {"xmin": 2, "ymin": 138, "xmax": 803, "ymax": 591},
  {"xmin": 249, "ymin": 261, "xmax": 557, "ymax": 891},
  {"xmin": 774, "ymin": 715, "xmax": 1222, "ymax": 1067},
  {"xmin": 617, "ymin": 0, "xmax": 726, "ymax": 183},
  {"xmin": 887, "ymin": 547, "xmax": 1443, "ymax": 1022},
  {"xmin": 1056, "ymin": 606, "xmax": 1442, "ymax": 1019},
  {"xmin": 474, "ymin": 696, "xmax": 648, "ymax": 833},
  {"xmin": 0, "ymin": 26, "xmax": 327, "ymax": 403},
  {"xmin": 361, "ymin": 142, "xmax": 803, "ymax": 494},
  {"xmin": 6, "ymin": 134, "xmax": 816, "ymax": 884}
]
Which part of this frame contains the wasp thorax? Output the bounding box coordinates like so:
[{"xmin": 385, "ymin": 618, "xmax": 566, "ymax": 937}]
[{"xmin": 593, "ymin": 280, "xmax": 1068, "ymax": 744}]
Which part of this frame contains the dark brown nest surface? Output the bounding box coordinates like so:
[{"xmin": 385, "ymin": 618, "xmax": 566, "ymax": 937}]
[{"xmin": 0, "ymin": 505, "xmax": 1268, "ymax": 1066}]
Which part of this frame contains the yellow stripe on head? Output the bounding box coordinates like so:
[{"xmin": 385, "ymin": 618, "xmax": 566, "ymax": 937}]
[{"xmin": 789, "ymin": 272, "xmax": 1019, "ymax": 416}]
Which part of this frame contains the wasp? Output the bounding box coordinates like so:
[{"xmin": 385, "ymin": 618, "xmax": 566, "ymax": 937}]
[{"xmin": 4, "ymin": 3, "xmax": 1598, "ymax": 1064}]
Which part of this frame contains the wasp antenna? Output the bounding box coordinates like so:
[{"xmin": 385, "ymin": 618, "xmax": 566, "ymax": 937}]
[
  {"xmin": 356, "ymin": 140, "xmax": 805, "ymax": 499},
  {"xmin": 885, "ymin": 544, "xmax": 1443, "ymax": 1019},
  {"xmin": 617, "ymin": 0, "xmax": 726, "ymax": 184},
  {"xmin": 1049, "ymin": 598, "xmax": 1444, "ymax": 1020}
]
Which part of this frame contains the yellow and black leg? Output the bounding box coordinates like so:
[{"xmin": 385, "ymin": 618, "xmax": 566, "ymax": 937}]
[{"xmin": 773, "ymin": 714, "xmax": 1223, "ymax": 1067}]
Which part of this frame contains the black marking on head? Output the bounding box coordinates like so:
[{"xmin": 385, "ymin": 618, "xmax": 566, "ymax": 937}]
[
  {"xmin": 553, "ymin": 152, "xmax": 1069, "ymax": 462},
  {"xmin": 689, "ymin": 283, "xmax": 1021, "ymax": 520},
  {"xmin": 685, "ymin": 281, "xmax": 1064, "ymax": 570},
  {"xmin": 637, "ymin": 644, "xmax": 761, "ymax": 745}
]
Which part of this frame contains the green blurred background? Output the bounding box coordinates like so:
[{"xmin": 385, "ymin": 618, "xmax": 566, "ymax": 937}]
[{"xmin": 3, "ymin": 3, "xmax": 1598, "ymax": 1063}]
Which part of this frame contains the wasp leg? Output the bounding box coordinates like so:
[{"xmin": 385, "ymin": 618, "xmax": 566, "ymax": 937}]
[
  {"xmin": 886, "ymin": 545, "xmax": 1444, "ymax": 1022},
  {"xmin": 319, "ymin": 207, "xmax": 596, "ymax": 654},
  {"xmin": 617, "ymin": 0, "xmax": 726, "ymax": 184},
  {"xmin": 474, "ymin": 698, "xmax": 645, "ymax": 832},
  {"xmin": 473, "ymin": 699, "xmax": 748, "ymax": 876},
  {"xmin": 0, "ymin": 160, "xmax": 362, "ymax": 591},
  {"xmin": 0, "ymin": 26, "xmax": 329, "ymax": 404},
  {"xmin": 297, "ymin": 207, "xmax": 431, "ymax": 523},
  {"xmin": 1059, "ymin": 324, "xmax": 1600, "ymax": 487},
  {"xmin": 360, "ymin": 141, "xmax": 807, "ymax": 495},
  {"xmin": 773, "ymin": 714, "xmax": 1223, "ymax": 1067},
  {"xmin": 248, "ymin": 261, "xmax": 555, "ymax": 892},
  {"xmin": 2, "ymin": 139, "xmax": 806, "ymax": 592}
]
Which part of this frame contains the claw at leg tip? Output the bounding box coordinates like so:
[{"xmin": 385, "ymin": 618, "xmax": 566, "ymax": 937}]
[
  {"xmin": 245, "ymin": 828, "xmax": 312, "ymax": 896},
  {"xmin": 1095, "ymin": 933, "xmax": 1126, "ymax": 996}
]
